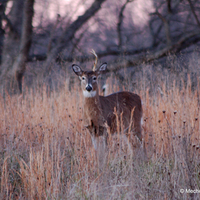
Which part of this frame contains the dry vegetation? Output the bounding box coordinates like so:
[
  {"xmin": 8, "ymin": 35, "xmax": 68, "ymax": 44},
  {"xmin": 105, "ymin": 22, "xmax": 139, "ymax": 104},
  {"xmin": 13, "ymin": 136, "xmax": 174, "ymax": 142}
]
[{"xmin": 0, "ymin": 63, "xmax": 200, "ymax": 200}]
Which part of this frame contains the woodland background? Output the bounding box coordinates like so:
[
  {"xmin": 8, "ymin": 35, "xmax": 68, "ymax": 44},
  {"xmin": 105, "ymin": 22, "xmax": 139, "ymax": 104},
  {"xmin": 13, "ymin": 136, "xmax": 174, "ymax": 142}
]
[
  {"xmin": 0, "ymin": 0, "xmax": 200, "ymax": 199},
  {"xmin": 0, "ymin": 0, "xmax": 200, "ymax": 93}
]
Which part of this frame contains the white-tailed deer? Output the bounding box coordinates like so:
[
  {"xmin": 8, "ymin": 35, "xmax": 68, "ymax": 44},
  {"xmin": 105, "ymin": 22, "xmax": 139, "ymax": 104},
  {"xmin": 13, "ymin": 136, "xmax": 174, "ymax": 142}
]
[{"xmin": 72, "ymin": 50, "xmax": 143, "ymax": 150}]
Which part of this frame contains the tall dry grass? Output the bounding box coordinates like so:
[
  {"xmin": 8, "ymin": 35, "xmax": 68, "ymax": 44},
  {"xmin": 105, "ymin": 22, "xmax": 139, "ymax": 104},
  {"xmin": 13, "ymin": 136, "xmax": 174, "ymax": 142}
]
[{"xmin": 0, "ymin": 72, "xmax": 200, "ymax": 200}]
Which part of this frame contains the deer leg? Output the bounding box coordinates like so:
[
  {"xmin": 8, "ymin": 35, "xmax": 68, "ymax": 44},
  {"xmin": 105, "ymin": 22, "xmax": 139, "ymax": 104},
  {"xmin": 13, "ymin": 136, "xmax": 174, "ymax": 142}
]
[
  {"xmin": 135, "ymin": 127, "xmax": 142, "ymax": 142},
  {"xmin": 133, "ymin": 117, "xmax": 147, "ymax": 158},
  {"xmin": 85, "ymin": 123, "xmax": 99, "ymax": 150},
  {"xmin": 134, "ymin": 117, "xmax": 143, "ymax": 142},
  {"xmin": 90, "ymin": 124, "xmax": 100, "ymax": 150},
  {"xmin": 91, "ymin": 135, "xmax": 98, "ymax": 150}
]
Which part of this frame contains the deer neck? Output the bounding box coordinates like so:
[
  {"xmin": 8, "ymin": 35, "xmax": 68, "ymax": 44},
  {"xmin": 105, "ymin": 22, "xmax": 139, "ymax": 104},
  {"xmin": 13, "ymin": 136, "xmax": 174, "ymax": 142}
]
[
  {"xmin": 83, "ymin": 89, "xmax": 102, "ymax": 113},
  {"xmin": 83, "ymin": 90, "xmax": 105, "ymax": 131}
]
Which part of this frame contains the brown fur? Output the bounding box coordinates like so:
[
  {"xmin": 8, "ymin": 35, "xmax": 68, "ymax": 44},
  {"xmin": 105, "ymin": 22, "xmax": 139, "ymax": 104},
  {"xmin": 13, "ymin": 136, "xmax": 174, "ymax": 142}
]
[
  {"xmin": 72, "ymin": 63, "xmax": 143, "ymax": 147},
  {"xmin": 83, "ymin": 91, "xmax": 142, "ymax": 140}
]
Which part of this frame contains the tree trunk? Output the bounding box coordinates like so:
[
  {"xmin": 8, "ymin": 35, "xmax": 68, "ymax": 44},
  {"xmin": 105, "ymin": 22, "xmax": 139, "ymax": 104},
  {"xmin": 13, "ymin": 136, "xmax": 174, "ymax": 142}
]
[
  {"xmin": 1, "ymin": 0, "xmax": 23, "ymax": 67},
  {"xmin": 12, "ymin": 0, "xmax": 35, "ymax": 93},
  {"xmin": 0, "ymin": 1, "xmax": 7, "ymax": 64}
]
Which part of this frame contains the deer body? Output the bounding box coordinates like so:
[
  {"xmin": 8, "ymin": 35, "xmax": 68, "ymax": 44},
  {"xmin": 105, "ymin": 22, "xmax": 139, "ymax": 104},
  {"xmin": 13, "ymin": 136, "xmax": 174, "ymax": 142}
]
[
  {"xmin": 72, "ymin": 61, "xmax": 143, "ymax": 149},
  {"xmin": 100, "ymin": 92, "xmax": 142, "ymax": 138}
]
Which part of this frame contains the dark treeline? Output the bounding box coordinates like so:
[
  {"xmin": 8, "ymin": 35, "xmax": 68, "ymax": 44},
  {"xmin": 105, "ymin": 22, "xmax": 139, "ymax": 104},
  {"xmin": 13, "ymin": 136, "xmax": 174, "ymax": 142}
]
[{"xmin": 0, "ymin": 0, "xmax": 200, "ymax": 93}]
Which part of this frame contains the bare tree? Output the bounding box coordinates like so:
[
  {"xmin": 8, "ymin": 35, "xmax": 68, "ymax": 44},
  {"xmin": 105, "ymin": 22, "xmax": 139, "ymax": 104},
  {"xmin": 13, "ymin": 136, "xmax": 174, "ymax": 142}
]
[
  {"xmin": 117, "ymin": 0, "xmax": 134, "ymax": 50},
  {"xmin": 1, "ymin": 0, "xmax": 24, "ymax": 67},
  {"xmin": 57, "ymin": 0, "xmax": 200, "ymax": 71},
  {"xmin": 45, "ymin": 0, "xmax": 107, "ymax": 71},
  {"xmin": 28, "ymin": 0, "xmax": 200, "ymax": 68},
  {"xmin": 11, "ymin": 0, "xmax": 35, "ymax": 93},
  {"xmin": 187, "ymin": 0, "xmax": 200, "ymax": 27}
]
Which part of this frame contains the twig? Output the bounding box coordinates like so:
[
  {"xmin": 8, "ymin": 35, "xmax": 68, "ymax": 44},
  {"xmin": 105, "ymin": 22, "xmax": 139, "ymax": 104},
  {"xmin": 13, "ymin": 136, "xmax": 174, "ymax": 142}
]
[{"xmin": 187, "ymin": 0, "xmax": 200, "ymax": 28}]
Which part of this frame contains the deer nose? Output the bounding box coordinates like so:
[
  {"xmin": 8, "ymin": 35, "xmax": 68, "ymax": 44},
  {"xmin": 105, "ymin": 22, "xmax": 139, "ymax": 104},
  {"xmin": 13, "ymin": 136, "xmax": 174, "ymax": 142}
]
[{"xmin": 86, "ymin": 85, "xmax": 92, "ymax": 92}]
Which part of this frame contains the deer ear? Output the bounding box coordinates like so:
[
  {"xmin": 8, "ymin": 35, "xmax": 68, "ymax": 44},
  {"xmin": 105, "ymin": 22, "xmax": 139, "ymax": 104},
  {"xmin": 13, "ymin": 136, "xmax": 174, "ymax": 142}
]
[
  {"xmin": 97, "ymin": 63, "xmax": 107, "ymax": 75},
  {"xmin": 72, "ymin": 64, "xmax": 83, "ymax": 76}
]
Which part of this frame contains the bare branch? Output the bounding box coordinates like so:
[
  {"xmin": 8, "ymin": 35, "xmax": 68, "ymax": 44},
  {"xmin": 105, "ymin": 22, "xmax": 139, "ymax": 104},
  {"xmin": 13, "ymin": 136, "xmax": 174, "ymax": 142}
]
[
  {"xmin": 151, "ymin": 11, "xmax": 171, "ymax": 46},
  {"xmin": 149, "ymin": 19, "xmax": 163, "ymax": 47},
  {"xmin": 45, "ymin": 0, "xmax": 107, "ymax": 68},
  {"xmin": 109, "ymin": 30, "xmax": 200, "ymax": 72},
  {"xmin": 167, "ymin": 0, "xmax": 172, "ymax": 13},
  {"xmin": 0, "ymin": 3, "xmax": 19, "ymax": 39},
  {"xmin": 187, "ymin": 0, "xmax": 200, "ymax": 27},
  {"xmin": 117, "ymin": 0, "xmax": 133, "ymax": 49},
  {"xmin": 28, "ymin": 30, "xmax": 200, "ymax": 67},
  {"xmin": 47, "ymin": 14, "xmax": 61, "ymax": 54}
]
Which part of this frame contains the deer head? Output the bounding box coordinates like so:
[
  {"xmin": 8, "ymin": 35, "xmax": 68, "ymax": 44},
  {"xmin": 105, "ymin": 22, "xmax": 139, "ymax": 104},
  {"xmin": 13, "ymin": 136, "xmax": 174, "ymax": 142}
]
[{"xmin": 72, "ymin": 63, "xmax": 107, "ymax": 98}]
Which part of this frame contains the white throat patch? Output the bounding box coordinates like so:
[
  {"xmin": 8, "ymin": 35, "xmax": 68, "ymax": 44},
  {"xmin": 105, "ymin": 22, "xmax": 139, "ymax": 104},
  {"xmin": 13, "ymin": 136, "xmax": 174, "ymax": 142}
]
[{"xmin": 83, "ymin": 90, "xmax": 96, "ymax": 98}]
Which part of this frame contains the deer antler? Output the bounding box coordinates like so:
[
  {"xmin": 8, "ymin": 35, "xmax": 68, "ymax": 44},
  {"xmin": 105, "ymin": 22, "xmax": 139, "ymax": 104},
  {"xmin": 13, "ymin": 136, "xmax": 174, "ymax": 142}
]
[{"xmin": 90, "ymin": 49, "xmax": 98, "ymax": 71}]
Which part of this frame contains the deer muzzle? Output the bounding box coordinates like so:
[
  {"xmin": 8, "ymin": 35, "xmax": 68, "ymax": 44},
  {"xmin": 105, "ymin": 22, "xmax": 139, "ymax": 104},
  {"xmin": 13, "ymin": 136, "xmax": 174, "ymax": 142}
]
[{"xmin": 86, "ymin": 84, "xmax": 93, "ymax": 92}]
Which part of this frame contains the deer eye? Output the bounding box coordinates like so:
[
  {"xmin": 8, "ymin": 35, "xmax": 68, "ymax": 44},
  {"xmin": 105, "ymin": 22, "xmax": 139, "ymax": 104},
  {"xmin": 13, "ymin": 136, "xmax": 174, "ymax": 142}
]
[{"xmin": 92, "ymin": 76, "xmax": 97, "ymax": 81}]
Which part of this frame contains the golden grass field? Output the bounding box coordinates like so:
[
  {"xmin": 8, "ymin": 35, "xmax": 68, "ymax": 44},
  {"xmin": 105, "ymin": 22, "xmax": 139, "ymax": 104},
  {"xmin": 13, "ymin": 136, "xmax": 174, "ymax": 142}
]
[{"xmin": 0, "ymin": 71, "xmax": 200, "ymax": 199}]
